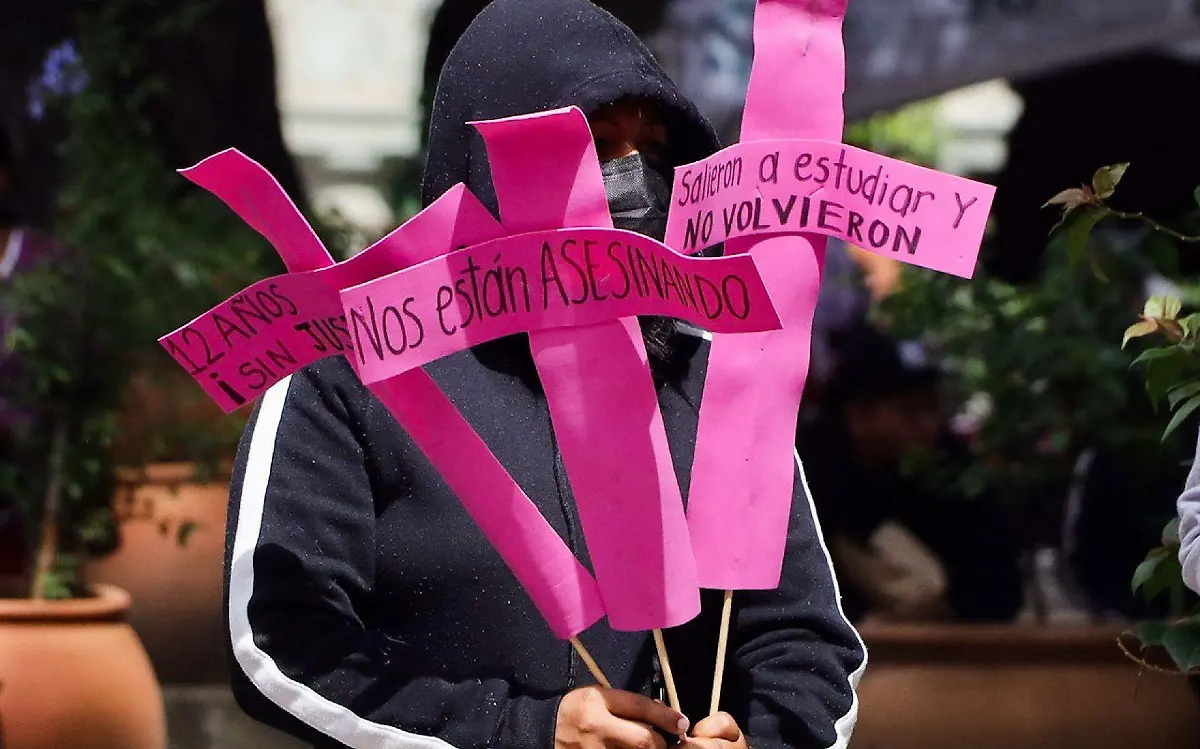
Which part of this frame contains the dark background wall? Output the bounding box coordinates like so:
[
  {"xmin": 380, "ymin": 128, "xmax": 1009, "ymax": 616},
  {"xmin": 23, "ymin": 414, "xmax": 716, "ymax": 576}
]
[{"xmin": 0, "ymin": 0, "xmax": 309, "ymax": 229}]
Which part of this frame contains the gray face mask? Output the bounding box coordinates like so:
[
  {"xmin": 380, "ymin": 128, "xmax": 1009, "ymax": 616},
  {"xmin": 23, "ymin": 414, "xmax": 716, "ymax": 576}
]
[{"xmin": 601, "ymin": 153, "xmax": 671, "ymax": 242}]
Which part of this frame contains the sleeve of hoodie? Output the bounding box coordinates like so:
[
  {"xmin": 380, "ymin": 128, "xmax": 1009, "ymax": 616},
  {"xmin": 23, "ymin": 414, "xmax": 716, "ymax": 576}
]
[
  {"xmin": 224, "ymin": 366, "xmax": 560, "ymax": 749},
  {"xmin": 722, "ymin": 454, "xmax": 867, "ymax": 749},
  {"xmin": 1178, "ymin": 429, "xmax": 1200, "ymax": 594}
]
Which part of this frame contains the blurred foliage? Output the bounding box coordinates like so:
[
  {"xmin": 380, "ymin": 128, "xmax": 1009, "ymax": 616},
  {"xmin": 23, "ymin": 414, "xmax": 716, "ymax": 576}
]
[
  {"xmin": 1043, "ymin": 163, "xmax": 1200, "ymax": 446},
  {"xmin": 880, "ymin": 225, "xmax": 1180, "ymax": 509},
  {"xmin": 381, "ymin": 152, "xmax": 427, "ymax": 223},
  {"xmin": 916, "ymin": 159, "xmax": 1200, "ymax": 672},
  {"xmin": 2, "ymin": 1, "xmax": 280, "ymax": 597},
  {"xmin": 1043, "ymin": 163, "xmax": 1200, "ymax": 673},
  {"xmin": 845, "ymin": 99, "xmax": 943, "ymax": 166}
]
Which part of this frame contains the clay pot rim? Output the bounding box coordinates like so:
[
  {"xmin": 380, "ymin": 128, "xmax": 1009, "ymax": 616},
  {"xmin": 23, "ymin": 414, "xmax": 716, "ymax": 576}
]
[
  {"xmin": 114, "ymin": 461, "xmax": 232, "ymax": 486},
  {"xmin": 856, "ymin": 621, "xmax": 1137, "ymax": 664},
  {"xmin": 0, "ymin": 583, "xmax": 130, "ymax": 623}
]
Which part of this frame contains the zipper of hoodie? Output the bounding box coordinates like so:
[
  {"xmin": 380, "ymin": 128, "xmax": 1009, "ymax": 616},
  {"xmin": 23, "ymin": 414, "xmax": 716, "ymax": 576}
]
[
  {"xmin": 651, "ymin": 647, "xmax": 666, "ymax": 703},
  {"xmin": 551, "ymin": 420, "xmax": 584, "ymax": 690},
  {"xmin": 553, "ymin": 435, "xmax": 669, "ymax": 702}
]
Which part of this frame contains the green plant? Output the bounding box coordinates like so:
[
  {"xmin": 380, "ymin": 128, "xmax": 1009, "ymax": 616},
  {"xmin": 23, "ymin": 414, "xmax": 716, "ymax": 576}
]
[
  {"xmin": 881, "ymin": 216, "xmax": 1168, "ymax": 513},
  {"xmin": 1043, "ymin": 162, "xmax": 1200, "ymax": 673},
  {"xmin": 844, "ymin": 99, "xmax": 942, "ymax": 167},
  {"xmin": 2, "ymin": 2, "xmax": 277, "ymax": 599}
]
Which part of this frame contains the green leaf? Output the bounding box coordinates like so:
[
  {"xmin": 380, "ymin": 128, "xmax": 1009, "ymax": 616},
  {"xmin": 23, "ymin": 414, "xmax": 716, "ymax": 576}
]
[
  {"xmin": 1135, "ymin": 620, "xmax": 1170, "ymax": 647},
  {"xmin": 1092, "ymin": 163, "xmax": 1130, "ymax": 200},
  {"xmin": 1146, "ymin": 354, "xmax": 1186, "ymax": 408},
  {"xmin": 1164, "ymin": 517, "xmax": 1182, "ymax": 545},
  {"xmin": 1066, "ymin": 208, "xmax": 1105, "ymax": 268},
  {"xmin": 1132, "ymin": 547, "xmax": 1171, "ymax": 597},
  {"xmin": 1168, "ymin": 381, "xmax": 1200, "ymax": 409},
  {"xmin": 1180, "ymin": 313, "xmax": 1200, "ymax": 338},
  {"xmin": 1163, "ymin": 621, "xmax": 1200, "ymax": 672},
  {"xmin": 1124, "ymin": 320, "xmax": 1159, "ymax": 349},
  {"xmin": 1131, "ymin": 347, "xmax": 1181, "ymax": 367},
  {"xmin": 1087, "ymin": 249, "xmax": 1109, "ymax": 282},
  {"xmin": 1194, "ymin": 184, "xmax": 1200, "ymax": 209},
  {"xmin": 41, "ymin": 572, "xmax": 73, "ymax": 601},
  {"xmin": 176, "ymin": 520, "xmax": 199, "ymax": 548},
  {"xmin": 1172, "ymin": 581, "xmax": 1188, "ymax": 616},
  {"xmin": 1164, "ymin": 393, "xmax": 1200, "ymax": 440}
]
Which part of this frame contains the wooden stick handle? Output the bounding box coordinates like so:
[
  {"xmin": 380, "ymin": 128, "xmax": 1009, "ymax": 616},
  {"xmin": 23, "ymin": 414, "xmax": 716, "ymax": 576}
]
[
  {"xmin": 653, "ymin": 628, "xmax": 682, "ymax": 714},
  {"xmin": 570, "ymin": 637, "xmax": 612, "ymax": 688},
  {"xmin": 710, "ymin": 590, "xmax": 734, "ymax": 717}
]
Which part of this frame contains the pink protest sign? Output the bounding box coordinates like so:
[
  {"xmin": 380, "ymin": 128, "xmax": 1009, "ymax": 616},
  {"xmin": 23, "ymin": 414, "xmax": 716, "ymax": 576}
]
[
  {"xmin": 342, "ymin": 227, "xmax": 781, "ymax": 386},
  {"xmin": 159, "ymin": 271, "xmax": 340, "ymax": 412},
  {"xmin": 684, "ymin": 0, "xmax": 849, "ymax": 591},
  {"xmin": 667, "ymin": 139, "xmax": 994, "ymax": 279},
  {"xmin": 684, "ymin": 0, "xmax": 995, "ymax": 592},
  {"xmin": 158, "ymin": 182, "xmax": 503, "ymax": 413},
  {"xmin": 475, "ymin": 107, "xmax": 701, "ymax": 632},
  {"xmin": 170, "ymin": 149, "xmax": 606, "ymax": 639}
]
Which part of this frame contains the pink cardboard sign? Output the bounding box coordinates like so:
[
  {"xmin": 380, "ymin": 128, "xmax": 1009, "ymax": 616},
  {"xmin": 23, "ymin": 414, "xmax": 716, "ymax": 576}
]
[
  {"xmin": 158, "ymin": 182, "xmax": 503, "ymax": 414},
  {"xmin": 666, "ymin": 139, "xmax": 995, "ymax": 278},
  {"xmin": 342, "ymin": 227, "xmax": 781, "ymax": 386},
  {"xmin": 169, "ymin": 148, "xmax": 606, "ymax": 639},
  {"xmin": 159, "ymin": 270, "xmax": 341, "ymax": 412},
  {"xmin": 684, "ymin": 0, "xmax": 848, "ymax": 591},
  {"xmin": 475, "ymin": 107, "xmax": 701, "ymax": 631}
]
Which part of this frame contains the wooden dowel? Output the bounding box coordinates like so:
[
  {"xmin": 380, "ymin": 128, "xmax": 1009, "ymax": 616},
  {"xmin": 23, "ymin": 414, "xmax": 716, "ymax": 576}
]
[
  {"xmin": 570, "ymin": 637, "xmax": 612, "ymax": 688},
  {"xmin": 653, "ymin": 628, "xmax": 682, "ymax": 714},
  {"xmin": 710, "ymin": 590, "xmax": 734, "ymax": 717}
]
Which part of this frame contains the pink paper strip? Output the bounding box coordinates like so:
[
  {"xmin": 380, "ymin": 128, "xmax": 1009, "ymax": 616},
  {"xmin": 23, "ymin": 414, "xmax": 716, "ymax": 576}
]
[
  {"xmin": 173, "ymin": 152, "xmax": 606, "ymax": 638},
  {"xmin": 370, "ymin": 375, "xmax": 605, "ymax": 639},
  {"xmin": 181, "ymin": 149, "xmax": 332, "ymax": 273},
  {"xmin": 475, "ymin": 107, "xmax": 701, "ymax": 631},
  {"xmin": 159, "ymin": 270, "xmax": 339, "ymax": 412},
  {"xmin": 158, "ymin": 184, "xmax": 503, "ymax": 413},
  {"xmin": 685, "ymin": 0, "xmax": 848, "ymax": 591},
  {"xmin": 342, "ymin": 227, "xmax": 782, "ymax": 386},
  {"xmin": 666, "ymin": 139, "xmax": 994, "ymax": 278}
]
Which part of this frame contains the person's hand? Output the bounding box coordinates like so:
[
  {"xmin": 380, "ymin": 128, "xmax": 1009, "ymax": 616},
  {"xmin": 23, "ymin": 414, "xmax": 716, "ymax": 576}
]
[
  {"xmin": 682, "ymin": 712, "xmax": 749, "ymax": 749},
  {"xmin": 556, "ymin": 686, "xmax": 690, "ymax": 749}
]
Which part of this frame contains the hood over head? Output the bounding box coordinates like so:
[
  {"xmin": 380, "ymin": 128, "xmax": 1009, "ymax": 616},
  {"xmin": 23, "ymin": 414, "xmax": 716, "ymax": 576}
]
[
  {"xmin": 421, "ymin": 0, "xmax": 719, "ymax": 214},
  {"xmin": 421, "ymin": 0, "xmax": 720, "ymax": 386}
]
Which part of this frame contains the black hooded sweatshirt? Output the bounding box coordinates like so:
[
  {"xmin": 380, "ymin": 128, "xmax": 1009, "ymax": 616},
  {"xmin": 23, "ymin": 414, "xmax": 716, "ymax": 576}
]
[{"xmin": 223, "ymin": 2, "xmax": 866, "ymax": 748}]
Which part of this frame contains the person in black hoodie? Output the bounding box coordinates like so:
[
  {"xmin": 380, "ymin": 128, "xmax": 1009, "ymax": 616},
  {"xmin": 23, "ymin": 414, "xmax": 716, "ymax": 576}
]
[
  {"xmin": 223, "ymin": 2, "xmax": 866, "ymax": 749},
  {"xmin": 799, "ymin": 324, "xmax": 1023, "ymax": 623}
]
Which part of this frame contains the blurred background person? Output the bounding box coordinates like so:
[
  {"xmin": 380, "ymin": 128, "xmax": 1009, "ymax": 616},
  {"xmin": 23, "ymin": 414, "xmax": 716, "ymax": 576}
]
[{"xmin": 798, "ymin": 322, "xmax": 1024, "ymax": 623}]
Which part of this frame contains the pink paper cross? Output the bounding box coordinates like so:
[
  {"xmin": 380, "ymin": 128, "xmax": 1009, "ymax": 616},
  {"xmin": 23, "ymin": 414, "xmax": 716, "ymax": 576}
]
[
  {"xmin": 677, "ymin": 0, "xmax": 995, "ymax": 591},
  {"xmin": 471, "ymin": 106, "xmax": 701, "ymax": 632},
  {"xmin": 334, "ymin": 107, "xmax": 781, "ymax": 632},
  {"xmin": 167, "ymin": 149, "xmax": 605, "ymax": 639},
  {"xmin": 164, "ymin": 138, "xmax": 784, "ymax": 638}
]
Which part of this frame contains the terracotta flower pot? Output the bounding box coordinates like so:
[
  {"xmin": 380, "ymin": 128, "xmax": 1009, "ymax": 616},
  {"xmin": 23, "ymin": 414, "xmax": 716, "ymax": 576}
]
[
  {"xmin": 0, "ymin": 584, "xmax": 166, "ymax": 749},
  {"xmin": 86, "ymin": 463, "xmax": 230, "ymax": 684},
  {"xmin": 852, "ymin": 622, "xmax": 1200, "ymax": 749}
]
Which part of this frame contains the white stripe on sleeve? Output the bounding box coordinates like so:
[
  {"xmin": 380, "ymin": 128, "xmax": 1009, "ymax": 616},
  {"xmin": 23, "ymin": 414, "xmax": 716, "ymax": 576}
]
[{"xmin": 227, "ymin": 375, "xmax": 459, "ymax": 749}]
